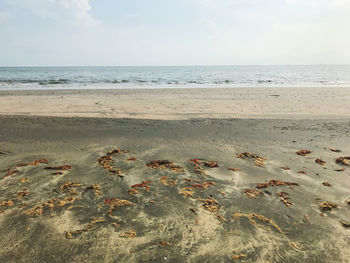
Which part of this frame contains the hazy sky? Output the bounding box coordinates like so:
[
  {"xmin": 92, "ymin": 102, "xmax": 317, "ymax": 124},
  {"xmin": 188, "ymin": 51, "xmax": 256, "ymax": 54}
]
[{"xmin": 0, "ymin": 0, "xmax": 349, "ymax": 66}]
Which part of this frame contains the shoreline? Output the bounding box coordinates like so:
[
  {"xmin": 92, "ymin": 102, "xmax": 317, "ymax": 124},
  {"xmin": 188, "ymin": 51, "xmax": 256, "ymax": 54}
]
[{"xmin": 1, "ymin": 86, "xmax": 350, "ymax": 120}]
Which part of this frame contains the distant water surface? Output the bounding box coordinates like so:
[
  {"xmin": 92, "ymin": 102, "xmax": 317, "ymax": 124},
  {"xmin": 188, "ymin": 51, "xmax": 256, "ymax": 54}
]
[{"xmin": 0, "ymin": 65, "xmax": 350, "ymax": 90}]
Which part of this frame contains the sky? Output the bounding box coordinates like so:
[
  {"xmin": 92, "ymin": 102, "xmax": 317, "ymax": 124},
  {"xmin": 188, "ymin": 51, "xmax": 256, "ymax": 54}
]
[{"xmin": 0, "ymin": 0, "xmax": 349, "ymax": 66}]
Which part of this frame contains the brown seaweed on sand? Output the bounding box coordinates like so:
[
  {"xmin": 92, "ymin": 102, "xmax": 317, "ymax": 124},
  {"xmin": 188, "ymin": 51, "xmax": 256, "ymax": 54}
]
[
  {"xmin": 66, "ymin": 217, "xmax": 106, "ymax": 239},
  {"xmin": 322, "ymin": 182, "xmax": 331, "ymax": 187},
  {"xmin": 244, "ymin": 189, "xmax": 263, "ymax": 198},
  {"xmin": 201, "ymin": 196, "xmax": 220, "ymax": 213},
  {"xmin": 296, "ymin": 150, "xmax": 312, "ymax": 156},
  {"xmin": 104, "ymin": 198, "xmax": 134, "ymax": 215},
  {"xmin": 0, "ymin": 150, "xmax": 6, "ymax": 155},
  {"xmin": 233, "ymin": 212, "xmax": 284, "ymax": 234},
  {"xmin": 146, "ymin": 160, "xmax": 184, "ymax": 172},
  {"xmin": 128, "ymin": 189, "xmax": 139, "ymax": 195},
  {"xmin": 24, "ymin": 196, "xmax": 76, "ymax": 217},
  {"xmin": 58, "ymin": 182, "xmax": 82, "ymax": 191},
  {"xmin": 340, "ymin": 220, "xmax": 350, "ymax": 228},
  {"xmin": 0, "ymin": 200, "xmax": 14, "ymax": 207},
  {"xmin": 127, "ymin": 157, "xmax": 137, "ymax": 161},
  {"xmin": 319, "ymin": 202, "xmax": 338, "ymax": 212},
  {"xmin": 335, "ymin": 157, "xmax": 350, "ymax": 166},
  {"xmin": 189, "ymin": 181, "xmax": 215, "ymax": 189},
  {"xmin": 256, "ymin": 180, "xmax": 299, "ymax": 189},
  {"xmin": 132, "ymin": 180, "xmax": 151, "ymax": 191},
  {"xmin": 85, "ymin": 184, "xmax": 102, "ymax": 196},
  {"xmin": 44, "ymin": 164, "xmax": 72, "ymax": 171},
  {"xmin": 17, "ymin": 189, "xmax": 30, "ymax": 199},
  {"xmin": 228, "ymin": 168, "xmax": 240, "ymax": 172},
  {"xmin": 98, "ymin": 155, "xmax": 122, "ymax": 176},
  {"xmin": 330, "ymin": 148, "xmax": 341, "ymax": 152},
  {"xmin": 315, "ymin": 159, "xmax": 326, "ymax": 165},
  {"xmin": 231, "ymin": 254, "xmax": 247, "ymax": 260},
  {"xmin": 280, "ymin": 167, "xmax": 291, "ymax": 170},
  {"xmin": 179, "ymin": 187, "xmax": 195, "ymax": 198},
  {"xmin": 120, "ymin": 230, "xmax": 137, "ymax": 238},
  {"xmin": 277, "ymin": 192, "xmax": 292, "ymax": 207},
  {"xmin": 236, "ymin": 152, "xmax": 267, "ymax": 166},
  {"xmin": 16, "ymin": 158, "xmax": 48, "ymax": 167},
  {"xmin": 160, "ymin": 176, "xmax": 177, "ymax": 187}
]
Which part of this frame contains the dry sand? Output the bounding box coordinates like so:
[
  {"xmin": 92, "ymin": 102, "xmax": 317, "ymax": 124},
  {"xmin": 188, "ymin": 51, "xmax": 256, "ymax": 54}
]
[{"xmin": 0, "ymin": 87, "xmax": 350, "ymax": 119}]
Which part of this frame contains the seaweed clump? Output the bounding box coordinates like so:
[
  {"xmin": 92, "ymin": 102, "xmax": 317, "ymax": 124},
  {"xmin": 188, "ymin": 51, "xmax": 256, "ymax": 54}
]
[
  {"xmin": 160, "ymin": 176, "xmax": 177, "ymax": 187},
  {"xmin": 146, "ymin": 160, "xmax": 184, "ymax": 172},
  {"xmin": 66, "ymin": 217, "xmax": 106, "ymax": 239},
  {"xmin": 104, "ymin": 198, "xmax": 134, "ymax": 215},
  {"xmin": 120, "ymin": 230, "xmax": 137, "ymax": 238},
  {"xmin": 98, "ymin": 155, "xmax": 122, "ymax": 176},
  {"xmin": 233, "ymin": 212, "xmax": 283, "ymax": 234},
  {"xmin": 16, "ymin": 158, "xmax": 48, "ymax": 167},
  {"xmin": 319, "ymin": 202, "xmax": 338, "ymax": 212},
  {"xmin": 201, "ymin": 196, "xmax": 220, "ymax": 213},
  {"xmin": 296, "ymin": 150, "xmax": 312, "ymax": 156},
  {"xmin": 277, "ymin": 192, "xmax": 292, "ymax": 207},
  {"xmin": 336, "ymin": 157, "xmax": 350, "ymax": 166},
  {"xmin": 236, "ymin": 152, "xmax": 267, "ymax": 166},
  {"xmin": 244, "ymin": 189, "xmax": 263, "ymax": 198},
  {"xmin": 315, "ymin": 159, "xmax": 326, "ymax": 165},
  {"xmin": 256, "ymin": 180, "xmax": 299, "ymax": 189},
  {"xmin": 44, "ymin": 165, "xmax": 72, "ymax": 171}
]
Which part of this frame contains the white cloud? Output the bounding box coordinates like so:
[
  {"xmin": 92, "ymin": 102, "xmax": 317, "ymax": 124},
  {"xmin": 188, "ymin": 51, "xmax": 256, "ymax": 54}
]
[{"xmin": 7, "ymin": 0, "xmax": 100, "ymax": 26}]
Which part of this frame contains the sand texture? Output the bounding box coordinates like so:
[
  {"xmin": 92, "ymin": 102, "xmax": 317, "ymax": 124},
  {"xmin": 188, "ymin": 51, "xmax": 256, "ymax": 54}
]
[
  {"xmin": 0, "ymin": 87, "xmax": 350, "ymax": 119},
  {"xmin": 0, "ymin": 116, "xmax": 350, "ymax": 262}
]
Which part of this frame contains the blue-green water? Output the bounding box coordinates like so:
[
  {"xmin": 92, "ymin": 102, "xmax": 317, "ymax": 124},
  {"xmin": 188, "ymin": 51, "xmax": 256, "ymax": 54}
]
[{"xmin": 0, "ymin": 65, "xmax": 350, "ymax": 90}]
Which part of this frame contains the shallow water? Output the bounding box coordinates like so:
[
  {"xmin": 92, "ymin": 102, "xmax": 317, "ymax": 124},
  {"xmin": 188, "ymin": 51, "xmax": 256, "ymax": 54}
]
[
  {"xmin": 1, "ymin": 65, "xmax": 350, "ymax": 90},
  {"xmin": 0, "ymin": 117, "xmax": 350, "ymax": 262}
]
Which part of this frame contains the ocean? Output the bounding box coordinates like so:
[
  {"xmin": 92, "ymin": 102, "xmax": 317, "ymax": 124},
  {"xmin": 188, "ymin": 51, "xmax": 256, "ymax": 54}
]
[{"xmin": 0, "ymin": 65, "xmax": 350, "ymax": 90}]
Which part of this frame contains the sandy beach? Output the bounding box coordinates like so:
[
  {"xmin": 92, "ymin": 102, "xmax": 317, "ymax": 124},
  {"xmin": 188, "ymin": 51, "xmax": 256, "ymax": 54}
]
[
  {"xmin": 1, "ymin": 87, "xmax": 350, "ymax": 119},
  {"xmin": 0, "ymin": 88, "xmax": 350, "ymax": 262}
]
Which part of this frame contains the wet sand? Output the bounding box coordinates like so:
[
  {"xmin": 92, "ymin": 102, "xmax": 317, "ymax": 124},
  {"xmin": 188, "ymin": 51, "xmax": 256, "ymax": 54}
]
[
  {"xmin": 1, "ymin": 87, "xmax": 350, "ymax": 119},
  {"xmin": 0, "ymin": 115, "xmax": 350, "ymax": 262}
]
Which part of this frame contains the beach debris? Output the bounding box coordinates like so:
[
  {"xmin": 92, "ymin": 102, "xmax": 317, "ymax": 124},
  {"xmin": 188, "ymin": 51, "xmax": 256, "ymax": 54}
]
[
  {"xmin": 244, "ymin": 189, "xmax": 263, "ymax": 198},
  {"xmin": 277, "ymin": 192, "xmax": 292, "ymax": 207},
  {"xmin": 128, "ymin": 189, "xmax": 138, "ymax": 195},
  {"xmin": 189, "ymin": 181, "xmax": 215, "ymax": 189},
  {"xmin": 322, "ymin": 182, "xmax": 331, "ymax": 187},
  {"xmin": 289, "ymin": 242, "xmax": 301, "ymax": 250},
  {"xmin": 296, "ymin": 150, "xmax": 312, "ymax": 156},
  {"xmin": 319, "ymin": 202, "xmax": 338, "ymax": 212},
  {"xmin": 120, "ymin": 230, "xmax": 137, "ymax": 238},
  {"xmin": 17, "ymin": 189, "xmax": 30, "ymax": 199},
  {"xmin": 335, "ymin": 168, "xmax": 345, "ymax": 172},
  {"xmin": 98, "ymin": 155, "xmax": 122, "ymax": 176},
  {"xmin": 132, "ymin": 180, "xmax": 151, "ymax": 191},
  {"xmin": 52, "ymin": 172, "xmax": 63, "ymax": 175},
  {"xmin": 346, "ymin": 199, "xmax": 350, "ymax": 205},
  {"xmin": 0, "ymin": 150, "xmax": 6, "ymax": 155},
  {"xmin": 228, "ymin": 168, "xmax": 240, "ymax": 172},
  {"xmin": 189, "ymin": 208, "xmax": 197, "ymax": 214},
  {"xmin": 16, "ymin": 158, "xmax": 48, "ymax": 167},
  {"xmin": 146, "ymin": 160, "xmax": 184, "ymax": 172},
  {"xmin": 231, "ymin": 254, "xmax": 247, "ymax": 260},
  {"xmin": 330, "ymin": 148, "xmax": 341, "ymax": 152},
  {"xmin": 297, "ymin": 171, "xmax": 307, "ymax": 175},
  {"xmin": 303, "ymin": 214, "xmax": 311, "ymax": 223},
  {"xmin": 19, "ymin": 178, "xmax": 29, "ymax": 183},
  {"xmin": 236, "ymin": 152, "xmax": 267, "ymax": 166},
  {"xmin": 104, "ymin": 198, "xmax": 134, "ymax": 215},
  {"xmin": 3, "ymin": 169, "xmax": 19, "ymax": 179},
  {"xmin": 201, "ymin": 196, "xmax": 220, "ymax": 213},
  {"xmin": 159, "ymin": 241, "xmax": 169, "ymax": 246},
  {"xmin": 190, "ymin": 159, "xmax": 219, "ymax": 168},
  {"xmin": 24, "ymin": 196, "xmax": 76, "ymax": 217},
  {"xmin": 234, "ymin": 212, "xmax": 283, "ymax": 234},
  {"xmin": 280, "ymin": 167, "xmax": 291, "ymax": 170},
  {"xmin": 179, "ymin": 187, "xmax": 195, "ymax": 198},
  {"xmin": 127, "ymin": 157, "xmax": 137, "ymax": 161},
  {"xmin": 58, "ymin": 182, "xmax": 82, "ymax": 192},
  {"xmin": 256, "ymin": 180, "xmax": 299, "ymax": 189},
  {"xmin": 107, "ymin": 149, "xmax": 129, "ymax": 155},
  {"xmin": 66, "ymin": 217, "xmax": 106, "ymax": 239},
  {"xmin": 0, "ymin": 200, "xmax": 14, "ymax": 207},
  {"xmin": 44, "ymin": 164, "xmax": 72, "ymax": 171},
  {"xmin": 160, "ymin": 176, "xmax": 177, "ymax": 187},
  {"xmin": 335, "ymin": 157, "xmax": 350, "ymax": 166},
  {"xmin": 315, "ymin": 159, "xmax": 326, "ymax": 165},
  {"xmin": 340, "ymin": 220, "xmax": 350, "ymax": 228},
  {"xmin": 85, "ymin": 184, "xmax": 102, "ymax": 196}
]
